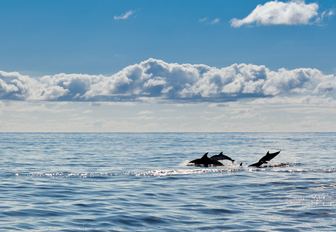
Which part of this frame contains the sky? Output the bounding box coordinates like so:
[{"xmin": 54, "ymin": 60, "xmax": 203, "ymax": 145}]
[{"xmin": 1, "ymin": 0, "xmax": 336, "ymax": 132}]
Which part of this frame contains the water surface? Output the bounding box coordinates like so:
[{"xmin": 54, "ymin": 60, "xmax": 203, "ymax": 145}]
[{"xmin": 0, "ymin": 133, "xmax": 335, "ymax": 231}]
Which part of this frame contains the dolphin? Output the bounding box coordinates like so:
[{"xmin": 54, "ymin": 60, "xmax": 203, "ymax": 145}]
[
  {"xmin": 210, "ymin": 152, "xmax": 235, "ymax": 163},
  {"xmin": 249, "ymin": 150, "xmax": 281, "ymax": 168},
  {"xmin": 189, "ymin": 152, "xmax": 224, "ymax": 167}
]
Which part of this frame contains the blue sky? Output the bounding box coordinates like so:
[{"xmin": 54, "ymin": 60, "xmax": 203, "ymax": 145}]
[
  {"xmin": 1, "ymin": 0, "xmax": 336, "ymax": 132},
  {"xmin": 0, "ymin": 0, "xmax": 335, "ymax": 75}
]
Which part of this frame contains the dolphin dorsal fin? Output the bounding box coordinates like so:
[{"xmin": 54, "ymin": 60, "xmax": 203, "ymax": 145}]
[{"xmin": 202, "ymin": 152, "xmax": 208, "ymax": 159}]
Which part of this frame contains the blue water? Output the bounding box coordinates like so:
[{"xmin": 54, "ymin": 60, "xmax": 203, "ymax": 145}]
[{"xmin": 0, "ymin": 133, "xmax": 335, "ymax": 231}]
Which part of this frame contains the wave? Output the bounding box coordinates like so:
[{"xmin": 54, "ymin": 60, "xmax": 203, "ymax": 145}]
[
  {"xmin": 272, "ymin": 168, "xmax": 336, "ymax": 174},
  {"xmin": 135, "ymin": 167, "xmax": 243, "ymax": 177},
  {"xmin": 11, "ymin": 171, "xmax": 125, "ymax": 178},
  {"xmin": 4, "ymin": 163, "xmax": 336, "ymax": 178}
]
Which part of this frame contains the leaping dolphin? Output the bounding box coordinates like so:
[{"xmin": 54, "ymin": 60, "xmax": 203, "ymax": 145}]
[
  {"xmin": 210, "ymin": 152, "xmax": 235, "ymax": 163},
  {"xmin": 189, "ymin": 152, "xmax": 224, "ymax": 167},
  {"xmin": 249, "ymin": 150, "xmax": 281, "ymax": 168}
]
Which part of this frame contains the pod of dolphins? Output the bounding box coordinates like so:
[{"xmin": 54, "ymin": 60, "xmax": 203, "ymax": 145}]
[{"xmin": 188, "ymin": 150, "xmax": 281, "ymax": 168}]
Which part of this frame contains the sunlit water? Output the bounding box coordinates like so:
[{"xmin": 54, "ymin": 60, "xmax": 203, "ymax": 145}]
[{"xmin": 0, "ymin": 133, "xmax": 335, "ymax": 231}]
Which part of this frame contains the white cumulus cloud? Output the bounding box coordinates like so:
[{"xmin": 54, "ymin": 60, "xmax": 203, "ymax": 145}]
[
  {"xmin": 0, "ymin": 58, "xmax": 335, "ymax": 103},
  {"xmin": 230, "ymin": 0, "xmax": 330, "ymax": 27}
]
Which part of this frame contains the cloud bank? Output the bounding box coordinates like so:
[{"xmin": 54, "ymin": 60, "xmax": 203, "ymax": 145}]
[
  {"xmin": 0, "ymin": 59, "xmax": 335, "ymax": 103},
  {"xmin": 231, "ymin": 0, "xmax": 331, "ymax": 27}
]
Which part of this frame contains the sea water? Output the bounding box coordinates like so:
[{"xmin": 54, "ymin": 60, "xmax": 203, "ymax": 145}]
[{"xmin": 0, "ymin": 133, "xmax": 335, "ymax": 231}]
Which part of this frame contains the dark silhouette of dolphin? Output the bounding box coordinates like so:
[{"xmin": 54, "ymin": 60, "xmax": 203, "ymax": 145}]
[
  {"xmin": 249, "ymin": 150, "xmax": 281, "ymax": 168},
  {"xmin": 189, "ymin": 153, "xmax": 224, "ymax": 167},
  {"xmin": 210, "ymin": 152, "xmax": 235, "ymax": 163}
]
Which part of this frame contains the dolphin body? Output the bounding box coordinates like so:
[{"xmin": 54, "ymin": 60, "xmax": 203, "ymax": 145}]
[
  {"xmin": 210, "ymin": 152, "xmax": 235, "ymax": 163},
  {"xmin": 189, "ymin": 153, "xmax": 224, "ymax": 167},
  {"xmin": 249, "ymin": 150, "xmax": 281, "ymax": 168}
]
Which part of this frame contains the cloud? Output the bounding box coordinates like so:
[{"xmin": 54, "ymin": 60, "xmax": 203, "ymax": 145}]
[
  {"xmin": 0, "ymin": 58, "xmax": 335, "ymax": 103},
  {"xmin": 230, "ymin": 0, "xmax": 331, "ymax": 27},
  {"xmin": 0, "ymin": 71, "xmax": 40, "ymax": 100},
  {"xmin": 199, "ymin": 17, "xmax": 221, "ymax": 25},
  {"xmin": 315, "ymin": 9, "xmax": 335, "ymax": 23},
  {"xmin": 114, "ymin": 10, "xmax": 134, "ymax": 21},
  {"xmin": 210, "ymin": 18, "xmax": 220, "ymax": 25}
]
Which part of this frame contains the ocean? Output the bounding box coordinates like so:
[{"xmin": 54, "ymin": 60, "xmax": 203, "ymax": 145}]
[{"xmin": 0, "ymin": 133, "xmax": 335, "ymax": 231}]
